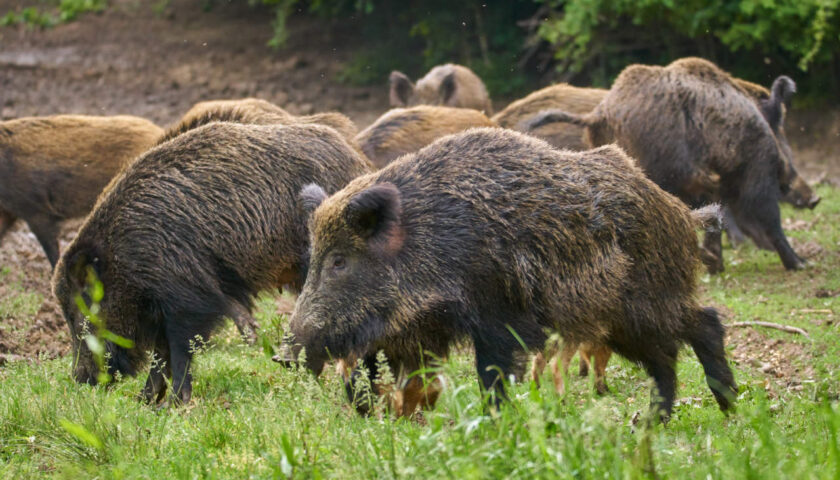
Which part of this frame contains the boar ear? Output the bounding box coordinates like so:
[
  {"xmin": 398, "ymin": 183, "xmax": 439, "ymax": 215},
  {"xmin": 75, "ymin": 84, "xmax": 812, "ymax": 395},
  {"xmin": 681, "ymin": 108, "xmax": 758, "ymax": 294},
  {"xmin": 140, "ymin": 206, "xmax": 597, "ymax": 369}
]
[
  {"xmin": 346, "ymin": 183, "xmax": 404, "ymax": 256},
  {"xmin": 761, "ymin": 76, "xmax": 795, "ymax": 132},
  {"xmin": 300, "ymin": 183, "xmax": 328, "ymax": 218},
  {"xmin": 65, "ymin": 244, "xmax": 103, "ymax": 294},
  {"xmin": 389, "ymin": 71, "xmax": 414, "ymax": 107},
  {"xmin": 439, "ymin": 72, "xmax": 457, "ymax": 105}
]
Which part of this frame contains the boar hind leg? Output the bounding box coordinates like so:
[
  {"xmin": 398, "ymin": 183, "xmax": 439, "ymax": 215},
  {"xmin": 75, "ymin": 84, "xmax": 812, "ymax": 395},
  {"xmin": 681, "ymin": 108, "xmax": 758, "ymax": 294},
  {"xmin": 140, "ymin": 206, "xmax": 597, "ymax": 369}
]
[
  {"xmin": 700, "ymin": 228, "xmax": 724, "ymax": 274},
  {"xmin": 26, "ymin": 215, "xmax": 61, "ymax": 267},
  {"xmin": 548, "ymin": 341, "xmax": 577, "ymax": 395},
  {"xmin": 229, "ymin": 303, "xmax": 259, "ymax": 344},
  {"xmin": 580, "ymin": 343, "xmax": 612, "ymax": 395},
  {"xmin": 688, "ymin": 307, "xmax": 737, "ymax": 412},
  {"xmin": 0, "ymin": 208, "xmax": 16, "ymax": 242},
  {"xmin": 141, "ymin": 335, "xmax": 171, "ymax": 405}
]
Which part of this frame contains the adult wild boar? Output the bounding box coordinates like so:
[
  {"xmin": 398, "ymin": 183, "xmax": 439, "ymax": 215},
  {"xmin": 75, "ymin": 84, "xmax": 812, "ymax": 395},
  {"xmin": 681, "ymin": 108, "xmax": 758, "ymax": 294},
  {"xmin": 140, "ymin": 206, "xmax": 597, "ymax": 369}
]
[
  {"xmin": 52, "ymin": 122, "xmax": 372, "ymax": 405},
  {"xmin": 0, "ymin": 115, "xmax": 163, "ymax": 266},
  {"xmin": 526, "ymin": 57, "xmax": 813, "ymax": 271},
  {"xmin": 282, "ymin": 128, "xmax": 737, "ymax": 421},
  {"xmin": 389, "ymin": 64, "xmax": 493, "ymax": 114},
  {"xmin": 355, "ymin": 105, "xmax": 497, "ymax": 168},
  {"xmin": 162, "ymin": 98, "xmax": 360, "ymax": 148},
  {"xmin": 492, "ymin": 83, "xmax": 607, "ymax": 150}
]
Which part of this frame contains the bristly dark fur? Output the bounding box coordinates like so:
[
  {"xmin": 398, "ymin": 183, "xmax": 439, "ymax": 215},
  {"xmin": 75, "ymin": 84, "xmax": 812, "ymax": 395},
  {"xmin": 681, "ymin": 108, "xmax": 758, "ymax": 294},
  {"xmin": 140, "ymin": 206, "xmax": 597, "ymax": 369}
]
[
  {"xmin": 52, "ymin": 121, "xmax": 372, "ymax": 405},
  {"xmin": 286, "ymin": 127, "xmax": 737, "ymax": 421},
  {"xmin": 521, "ymin": 57, "xmax": 816, "ymax": 271}
]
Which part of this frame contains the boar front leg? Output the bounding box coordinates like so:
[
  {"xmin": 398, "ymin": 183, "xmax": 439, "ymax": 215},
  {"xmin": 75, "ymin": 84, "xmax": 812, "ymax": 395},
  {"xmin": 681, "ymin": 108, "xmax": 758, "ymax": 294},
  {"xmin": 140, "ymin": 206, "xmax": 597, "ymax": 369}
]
[
  {"xmin": 165, "ymin": 325, "xmax": 197, "ymax": 406},
  {"xmin": 473, "ymin": 335, "xmax": 516, "ymax": 409},
  {"xmin": 0, "ymin": 208, "xmax": 17, "ymax": 242},
  {"xmin": 141, "ymin": 334, "xmax": 171, "ymax": 405},
  {"xmin": 27, "ymin": 215, "xmax": 61, "ymax": 268}
]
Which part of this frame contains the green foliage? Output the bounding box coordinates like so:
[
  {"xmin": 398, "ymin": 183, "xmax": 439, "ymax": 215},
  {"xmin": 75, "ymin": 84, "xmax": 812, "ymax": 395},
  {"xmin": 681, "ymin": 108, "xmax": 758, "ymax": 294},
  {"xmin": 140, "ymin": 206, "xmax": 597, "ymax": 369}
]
[
  {"xmin": 0, "ymin": 0, "xmax": 105, "ymax": 28},
  {"xmin": 537, "ymin": 0, "xmax": 840, "ymax": 99}
]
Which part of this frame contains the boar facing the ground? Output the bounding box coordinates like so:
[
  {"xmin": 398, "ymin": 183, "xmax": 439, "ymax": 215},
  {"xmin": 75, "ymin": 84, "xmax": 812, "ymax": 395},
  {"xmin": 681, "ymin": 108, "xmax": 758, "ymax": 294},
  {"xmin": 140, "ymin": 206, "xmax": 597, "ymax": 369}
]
[
  {"xmin": 283, "ymin": 128, "xmax": 736, "ymax": 421},
  {"xmin": 356, "ymin": 105, "xmax": 497, "ymax": 168},
  {"xmin": 525, "ymin": 57, "xmax": 814, "ymax": 271},
  {"xmin": 389, "ymin": 64, "xmax": 493, "ymax": 114},
  {"xmin": 492, "ymin": 83, "xmax": 606, "ymax": 150},
  {"xmin": 52, "ymin": 122, "xmax": 371, "ymax": 405},
  {"xmin": 0, "ymin": 115, "xmax": 163, "ymax": 266}
]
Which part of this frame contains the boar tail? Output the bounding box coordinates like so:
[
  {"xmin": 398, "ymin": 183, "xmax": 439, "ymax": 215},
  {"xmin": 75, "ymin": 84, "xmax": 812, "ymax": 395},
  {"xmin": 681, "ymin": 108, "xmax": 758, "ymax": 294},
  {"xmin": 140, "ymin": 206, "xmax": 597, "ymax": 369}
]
[
  {"xmin": 762, "ymin": 76, "xmax": 796, "ymax": 131},
  {"xmin": 690, "ymin": 204, "xmax": 723, "ymax": 234},
  {"xmin": 521, "ymin": 109, "xmax": 592, "ymax": 131}
]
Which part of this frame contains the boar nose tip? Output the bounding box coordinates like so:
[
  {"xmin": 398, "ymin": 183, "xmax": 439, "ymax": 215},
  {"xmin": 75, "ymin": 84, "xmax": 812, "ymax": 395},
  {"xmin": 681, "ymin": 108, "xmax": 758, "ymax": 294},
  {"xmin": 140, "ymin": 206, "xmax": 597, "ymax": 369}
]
[{"xmin": 808, "ymin": 196, "xmax": 821, "ymax": 209}]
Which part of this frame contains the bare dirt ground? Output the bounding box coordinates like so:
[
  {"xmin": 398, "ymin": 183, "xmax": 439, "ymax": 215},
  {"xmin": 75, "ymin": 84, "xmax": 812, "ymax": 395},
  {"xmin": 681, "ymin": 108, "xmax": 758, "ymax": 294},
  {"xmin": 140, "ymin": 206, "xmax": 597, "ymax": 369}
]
[{"xmin": 0, "ymin": 0, "xmax": 838, "ymax": 365}]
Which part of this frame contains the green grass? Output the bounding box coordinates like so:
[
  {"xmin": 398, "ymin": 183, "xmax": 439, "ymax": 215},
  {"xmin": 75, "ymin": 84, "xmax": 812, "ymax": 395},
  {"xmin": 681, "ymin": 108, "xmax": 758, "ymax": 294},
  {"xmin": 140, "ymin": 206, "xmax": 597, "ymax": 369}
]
[{"xmin": 1, "ymin": 185, "xmax": 839, "ymax": 478}]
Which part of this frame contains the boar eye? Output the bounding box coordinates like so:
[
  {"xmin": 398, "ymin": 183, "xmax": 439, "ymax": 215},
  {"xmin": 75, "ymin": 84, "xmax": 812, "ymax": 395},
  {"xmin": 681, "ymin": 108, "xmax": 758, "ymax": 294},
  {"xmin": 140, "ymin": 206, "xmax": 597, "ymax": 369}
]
[{"xmin": 332, "ymin": 255, "xmax": 346, "ymax": 271}]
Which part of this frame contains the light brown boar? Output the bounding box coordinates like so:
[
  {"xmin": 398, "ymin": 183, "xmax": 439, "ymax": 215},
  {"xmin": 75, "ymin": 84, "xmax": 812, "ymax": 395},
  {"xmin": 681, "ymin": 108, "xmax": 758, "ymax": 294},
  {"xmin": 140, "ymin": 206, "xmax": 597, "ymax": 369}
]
[
  {"xmin": 0, "ymin": 115, "xmax": 163, "ymax": 266},
  {"xmin": 355, "ymin": 105, "xmax": 497, "ymax": 168},
  {"xmin": 493, "ymin": 84, "xmax": 607, "ymax": 150},
  {"xmin": 389, "ymin": 64, "xmax": 493, "ymax": 114}
]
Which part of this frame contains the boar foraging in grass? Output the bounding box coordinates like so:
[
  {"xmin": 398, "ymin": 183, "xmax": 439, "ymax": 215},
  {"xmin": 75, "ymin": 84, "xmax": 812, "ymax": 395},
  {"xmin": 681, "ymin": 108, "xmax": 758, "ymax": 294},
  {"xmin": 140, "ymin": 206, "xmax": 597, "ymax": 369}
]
[
  {"xmin": 283, "ymin": 128, "xmax": 736, "ymax": 421},
  {"xmin": 525, "ymin": 58, "xmax": 815, "ymax": 272},
  {"xmin": 390, "ymin": 64, "xmax": 493, "ymax": 114},
  {"xmin": 356, "ymin": 105, "xmax": 497, "ymax": 168},
  {"xmin": 492, "ymin": 83, "xmax": 606, "ymax": 150},
  {"xmin": 52, "ymin": 122, "xmax": 371, "ymax": 405},
  {"xmin": 0, "ymin": 115, "xmax": 163, "ymax": 266}
]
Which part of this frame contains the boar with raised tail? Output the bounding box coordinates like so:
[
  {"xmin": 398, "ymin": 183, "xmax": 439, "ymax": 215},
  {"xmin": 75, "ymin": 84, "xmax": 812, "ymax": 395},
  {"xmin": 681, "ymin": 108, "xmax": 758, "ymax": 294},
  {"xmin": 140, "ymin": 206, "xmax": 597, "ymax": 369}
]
[
  {"xmin": 52, "ymin": 122, "xmax": 372, "ymax": 405},
  {"xmin": 389, "ymin": 64, "xmax": 492, "ymax": 114},
  {"xmin": 282, "ymin": 128, "xmax": 736, "ymax": 422},
  {"xmin": 0, "ymin": 115, "xmax": 163, "ymax": 266},
  {"xmin": 524, "ymin": 58, "xmax": 816, "ymax": 272},
  {"xmin": 492, "ymin": 83, "xmax": 606, "ymax": 151}
]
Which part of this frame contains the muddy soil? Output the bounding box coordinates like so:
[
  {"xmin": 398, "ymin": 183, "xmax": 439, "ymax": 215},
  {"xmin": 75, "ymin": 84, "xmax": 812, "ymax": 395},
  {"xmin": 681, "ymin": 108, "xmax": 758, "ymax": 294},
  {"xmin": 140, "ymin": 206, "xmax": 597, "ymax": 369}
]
[{"xmin": 0, "ymin": 0, "xmax": 837, "ymax": 363}]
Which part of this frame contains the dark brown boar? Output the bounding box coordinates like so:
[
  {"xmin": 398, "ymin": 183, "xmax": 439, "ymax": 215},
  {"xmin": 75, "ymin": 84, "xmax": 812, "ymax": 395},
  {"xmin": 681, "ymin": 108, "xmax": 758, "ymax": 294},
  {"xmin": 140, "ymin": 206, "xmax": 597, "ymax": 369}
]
[
  {"xmin": 283, "ymin": 128, "xmax": 737, "ymax": 421},
  {"xmin": 355, "ymin": 105, "xmax": 497, "ymax": 168},
  {"xmin": 0, "ymin": 115, "xmax": 163, "ymax": 267},
  {"xmin": 492, "ymin": 84, "xmax": 607, "ymax": 150},
  {"xmin": 162, "ymin": 98, "xmax": 360, "ymax": 149},
  {"xmin": 52, "ymin": 121, "xmax": 372, "ymax": 405},
  {"xmin": 389, "ymin": 64, "xmax": 493, "ymax": 114},
  {"xmin": 525, "ymin": 57, "xmax": 812, "ymax": 271}
]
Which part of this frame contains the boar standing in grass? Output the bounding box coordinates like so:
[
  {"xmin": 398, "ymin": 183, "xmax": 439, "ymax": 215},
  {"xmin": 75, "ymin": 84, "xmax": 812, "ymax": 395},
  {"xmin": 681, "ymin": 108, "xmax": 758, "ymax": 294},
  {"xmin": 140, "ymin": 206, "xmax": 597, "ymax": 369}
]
[
  {"xmin": 0, "ymin": 115, "xmax": 163, "ymax": 266},
  {"xmin": 389, "ymin": 64, "xmax": 493, "ymax": 114},
  {"xmin": 525, "ymin": 58, "xmax": 816, "ymax": 272},
  {"xmin": 52, "ymin": 122, "xmax": 372, "ymax": 405},
  {"xmin": 356, "ymin": 105, "xmax": 497, "ymax": 168},
  {"xmin": 282, "ymin": 128, "xmax": 737, "ymax": 421},
  {"xmin": 492, "ymin": 84, "xmax": 606, "ymax": 150},
  {"xmin": 162, "ymin": 97, "xmax": 360, "ymax": 148}
]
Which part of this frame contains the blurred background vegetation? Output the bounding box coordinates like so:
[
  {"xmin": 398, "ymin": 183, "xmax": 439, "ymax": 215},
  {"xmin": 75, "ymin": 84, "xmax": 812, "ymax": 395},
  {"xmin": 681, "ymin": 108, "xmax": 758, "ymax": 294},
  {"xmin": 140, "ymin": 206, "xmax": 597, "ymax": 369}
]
[{"xmin": 4, "ymin": 0, "xmax": 839, "ymax": 103}]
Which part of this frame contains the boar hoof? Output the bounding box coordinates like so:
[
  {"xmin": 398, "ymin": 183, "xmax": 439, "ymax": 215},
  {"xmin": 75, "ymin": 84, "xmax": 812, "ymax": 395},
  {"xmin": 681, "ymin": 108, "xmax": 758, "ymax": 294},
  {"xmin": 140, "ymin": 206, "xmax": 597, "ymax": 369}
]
[{"xmin": 700, "ymin": 248, "xmax": 724, "ymax": 274}]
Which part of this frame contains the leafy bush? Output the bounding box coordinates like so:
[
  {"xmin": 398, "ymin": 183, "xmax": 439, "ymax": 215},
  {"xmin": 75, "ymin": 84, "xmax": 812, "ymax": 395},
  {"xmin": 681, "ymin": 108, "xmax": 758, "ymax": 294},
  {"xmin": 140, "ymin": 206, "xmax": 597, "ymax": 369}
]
[{"xmin": 0, "ymin": 0, "xmax": 106, "ymax": 28}]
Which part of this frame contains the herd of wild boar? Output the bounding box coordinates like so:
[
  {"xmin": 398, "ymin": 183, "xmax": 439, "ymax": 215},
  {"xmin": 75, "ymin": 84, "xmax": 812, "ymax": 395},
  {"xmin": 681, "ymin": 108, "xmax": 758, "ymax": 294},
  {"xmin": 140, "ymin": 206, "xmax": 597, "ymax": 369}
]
[{"xmin": 0, "ymin": 57, "xmax": 821, "ymax": 423}]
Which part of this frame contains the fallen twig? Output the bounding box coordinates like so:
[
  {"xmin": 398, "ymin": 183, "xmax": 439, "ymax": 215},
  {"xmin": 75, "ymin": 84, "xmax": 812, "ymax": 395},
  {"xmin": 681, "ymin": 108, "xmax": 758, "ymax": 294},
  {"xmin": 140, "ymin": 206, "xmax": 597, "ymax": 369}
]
[
  {"xmin": 727, "ymin": 321, "xmax": 810, "ymax": 337},
  {"xmin": 794, "ymin": 309, "xmax": 833, "ymax": 315}
]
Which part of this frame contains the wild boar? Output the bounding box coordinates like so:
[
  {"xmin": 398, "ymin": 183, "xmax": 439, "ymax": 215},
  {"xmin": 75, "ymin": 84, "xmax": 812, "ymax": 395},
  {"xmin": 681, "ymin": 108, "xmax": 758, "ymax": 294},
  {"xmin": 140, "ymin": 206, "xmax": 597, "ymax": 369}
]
[
  {"xmin": 355, "ymin": 105, "xmax": 497, "ymax": 168},
  {"xmin": 525, "ymin": 57, "xmax": 813, "ymax": 271},
  {"xmin": 52, "ymin": 121, "xmax": 372, "ymax": 405},
  {"xmin": 0, "ymin": 115, "xmax": 163, "ymax": 266},
  {"xmin": 389, "ymin": 64, "xmax": 493, "ymax": 114},
  {"xmin": 282, "ymin": 128, "xmax": 736, "ymax": 421},
  {"xmin": 492, "ymin": 83, "xmax": 607, "ymax": 150}
]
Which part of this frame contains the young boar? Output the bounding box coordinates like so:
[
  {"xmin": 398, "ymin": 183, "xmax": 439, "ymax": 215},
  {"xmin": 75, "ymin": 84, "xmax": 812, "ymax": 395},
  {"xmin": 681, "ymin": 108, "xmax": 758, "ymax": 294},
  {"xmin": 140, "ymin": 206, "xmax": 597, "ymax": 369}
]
[
  {"xmin": 0, "ymin": 115, "xmax": 163, "ymax": 266},
  {"xmin": 525, "ymin": 57, "xmax": 813, "ymax": 271},
  {"xmin": 390, "ymin": 64, "xmax": 493, "ymax": 114},
  {"xmin": 492, "ymin": 83, "xmax": 606, "ymax": 150},
  {"xmin": 355, "ymin": 105, "xmax": 497, "ymax": 168},
  {"xmin": 52, "ymin": 122, "xmax": 372, "ymax": 405},
  {"xmin": 162, "ymin": 98, "xmax": 360, "ymax": 148},
  {"xmin": 282, "ymin": 128, "xmax": 737, "ymax": 421}
]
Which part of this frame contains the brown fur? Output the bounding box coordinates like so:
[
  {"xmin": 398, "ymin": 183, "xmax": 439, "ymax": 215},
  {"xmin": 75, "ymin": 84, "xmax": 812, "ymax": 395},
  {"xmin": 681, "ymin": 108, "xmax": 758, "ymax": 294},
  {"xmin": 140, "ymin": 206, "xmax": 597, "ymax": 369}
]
[
  {"xmin": 0, "ymin": 115, "xmax": 163, "ymax": 266},
  {"xmin": 355, "ymin": 106, "xmax": 497, "ymax": 168},
  {"xmin": 52, "ymin": 122, "xmax": 372, "ymax": 405},
  {"xmin": 163, "ymin": 98, "xmax": 361, "ymax": 153},
  {"xmin": 492, "ymin": 84, "xmax": 606, "ymax": 150},
  {"xmin": 525, "ymin": 57, "xmax": 810, "ymax": 271},
  {"xmin": 285, "ymin": 128, "xmax": 736, "ymax": 421},
  {"xmin": 390, "ymin": 64, "xmax": 493, "ymax": 114}
]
